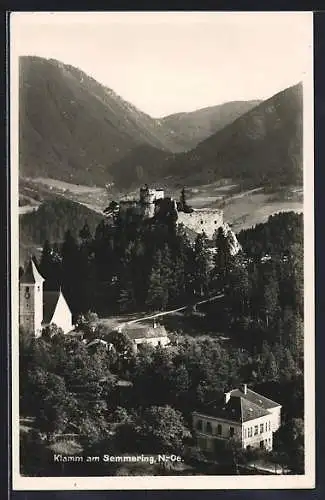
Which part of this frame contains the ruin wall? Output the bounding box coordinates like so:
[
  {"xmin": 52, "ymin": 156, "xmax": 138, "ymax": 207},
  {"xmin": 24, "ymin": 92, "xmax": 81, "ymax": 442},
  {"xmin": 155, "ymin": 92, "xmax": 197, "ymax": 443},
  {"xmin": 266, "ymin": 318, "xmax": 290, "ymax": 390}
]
[{"xmin": 177, "ymin": 209, "xmax": 224, "ymax": 240}]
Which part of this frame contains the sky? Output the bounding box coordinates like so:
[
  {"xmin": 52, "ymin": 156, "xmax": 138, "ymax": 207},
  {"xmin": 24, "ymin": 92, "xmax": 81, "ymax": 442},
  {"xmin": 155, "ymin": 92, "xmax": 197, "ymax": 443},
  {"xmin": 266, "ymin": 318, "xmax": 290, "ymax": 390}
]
[{"xmin": 11, "ymin": 12, "xmax": 313, "ymax": 117}]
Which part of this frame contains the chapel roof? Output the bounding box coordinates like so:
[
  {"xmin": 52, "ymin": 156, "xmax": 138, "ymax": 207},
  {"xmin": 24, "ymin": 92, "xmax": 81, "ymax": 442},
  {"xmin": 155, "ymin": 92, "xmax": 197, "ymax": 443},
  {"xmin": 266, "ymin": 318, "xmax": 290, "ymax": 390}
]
[{"xmin": 42, "ymin": 291, "xmax": 61, "ymax": 325}]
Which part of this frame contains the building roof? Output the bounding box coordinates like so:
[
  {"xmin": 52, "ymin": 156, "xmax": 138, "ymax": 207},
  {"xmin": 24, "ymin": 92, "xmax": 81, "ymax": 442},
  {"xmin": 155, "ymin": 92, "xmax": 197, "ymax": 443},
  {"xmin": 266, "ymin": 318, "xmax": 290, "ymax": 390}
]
[
  {"xmin": 194, "ymin": 386, "xmax": 280, "ymax": 424},
  {"xmin": 43, "ymin": 291, "xmax": 60, "ymax": 324},
  {"xmin": 230, "ymin": 388, "xmax": 281, "ymax": 410},
  {"xmin": 86, "ymin": 339, "xmax": 110, "ymax": 349},
  {"xmin": 123, "ymin": 324, "xmax": 168, "ymax": 340},
  {"xmin": 43, "ymin": 290, "xmax": 72, "ymax": 325},
  {"xmin": 20, "ymin": 259, "xmax": 45, "ymax": 284},
  {"xmin": 240, "ymin": 398, "xmax": 271, "ymax": 422}
]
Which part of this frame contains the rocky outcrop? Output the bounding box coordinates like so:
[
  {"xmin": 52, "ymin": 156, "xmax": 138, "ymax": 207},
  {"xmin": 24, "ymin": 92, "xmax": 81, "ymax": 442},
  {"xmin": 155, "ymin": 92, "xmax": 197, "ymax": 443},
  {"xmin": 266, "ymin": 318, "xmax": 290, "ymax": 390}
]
[{"xmin": 219, "ymin": 222, "xmax": 242, "ymax": 256}]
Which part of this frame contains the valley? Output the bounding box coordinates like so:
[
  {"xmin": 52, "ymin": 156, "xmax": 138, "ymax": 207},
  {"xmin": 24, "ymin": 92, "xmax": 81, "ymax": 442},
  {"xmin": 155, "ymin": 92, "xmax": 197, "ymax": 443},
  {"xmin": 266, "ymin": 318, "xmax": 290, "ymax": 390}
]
[
  {"xmin": 19, "ymin": 176, "xmax": 303, "ymax": 232},
  {"xmin": 18, "ymin": 57, "xmax": 304, "ymax": 267},
  {"xmin": 19, "ymin": 57, "xmax": 303, "ymax": 194},
  {"xmin": 16, "ymin": 18, "xmax": 307, "ymax": 479}
]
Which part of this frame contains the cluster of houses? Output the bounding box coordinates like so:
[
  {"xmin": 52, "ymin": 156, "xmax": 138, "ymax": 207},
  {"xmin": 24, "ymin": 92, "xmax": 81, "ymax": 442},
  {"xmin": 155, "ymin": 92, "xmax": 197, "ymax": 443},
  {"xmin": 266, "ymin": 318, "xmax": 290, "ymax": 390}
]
[{"xmin": 19, "ymin": 258, "xmax": 282, "ymax": 454}]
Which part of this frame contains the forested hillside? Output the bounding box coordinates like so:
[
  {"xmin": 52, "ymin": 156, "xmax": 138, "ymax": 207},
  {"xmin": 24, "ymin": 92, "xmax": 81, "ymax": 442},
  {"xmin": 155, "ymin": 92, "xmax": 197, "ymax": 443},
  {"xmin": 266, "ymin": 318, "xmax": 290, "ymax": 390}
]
[
  {"xmin": 20, "ymin": 198, "xmax": 103, "ymax": 247},
  {"xmin": 175, "ymin": 83, "xmax": 303, "ymax": 189},
  {"xmin": 20, "ymin": 210, "xmax": 304, "ymax": 476},
  {"xmin": 110, "ymin": 83, "xmax": 303, "ymax": 190},
  {"xmin": 160, "ymin": 100, "xmax": 261, "ymax": 150},
  {"xmin": 19, "ymin": 57, "xmax": 179, "ymax": 186},
  {"xmin": 19, "ymin": 56, "xmax": 300, "ymax": 192}
]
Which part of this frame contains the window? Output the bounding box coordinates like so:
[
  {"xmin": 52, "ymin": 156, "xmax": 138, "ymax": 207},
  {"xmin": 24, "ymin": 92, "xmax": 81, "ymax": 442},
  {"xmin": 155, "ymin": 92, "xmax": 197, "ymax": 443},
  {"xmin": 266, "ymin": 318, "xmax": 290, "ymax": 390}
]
[
  {"xmin": 248, "ymin": 427, "xmax": 252, "ymax": 438},
  {"xmin": 244, "ymin": 428, "xmax": 247, "ymax": 439},
  {"xmin": 269, "ymin": 421, "xmax": 271, "ymax": 431},
  {"xmin": 260, "ymin": 423, "xmax": 264, "ymax": 434},
  {"xmin": 217, "ymin": 424, "xmax": 222, "ymax": 436},
  {"xmin": 260, "ymin": 440, "xmax": 264, "ymax": 449},
  {"xmin": 196, "ymin": 420, "xmax": 203, "ymax": 431},
  {"xmin": 206, "ymin": 422, "xmax": 212, "ymax": 434},
  {"xmin": 229, "ymin": 427, "xmax": 235, "ymax": 438},
  {"xmin": 37, "ymin": 286, "xmax": 40, "ymax": 292},
  {"xmin": 254, "ymin": 425, "xmax": 258, "ymax": 436},
  {"xmin": 26, "ymin": 286, "xmax": 30, "ymax": 293}
]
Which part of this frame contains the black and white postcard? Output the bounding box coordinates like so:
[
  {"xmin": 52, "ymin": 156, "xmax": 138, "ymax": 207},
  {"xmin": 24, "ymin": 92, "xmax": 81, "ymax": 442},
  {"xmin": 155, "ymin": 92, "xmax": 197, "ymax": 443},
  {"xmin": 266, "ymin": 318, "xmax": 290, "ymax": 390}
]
[{"xmin": 10, "ymin": 11, "xmax": 315, "ymax": 490}]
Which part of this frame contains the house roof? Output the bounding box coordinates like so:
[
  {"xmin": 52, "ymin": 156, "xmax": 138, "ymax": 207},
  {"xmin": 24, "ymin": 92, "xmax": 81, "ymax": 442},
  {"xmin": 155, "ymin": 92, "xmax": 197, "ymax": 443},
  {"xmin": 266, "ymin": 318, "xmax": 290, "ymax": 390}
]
[
  {"xmin": 20, "ymin": 259, "xmax": 45, "ymax": 284},
  {"xmin": 43, "ymin": 291, "xmax": 60, "ymax": 324},
  {"xmin": 123, "ymin": 324, "xmax": 168, "ymax": 340},
  {"xmin": 43, "ymin": 290, "xmax": 72, "ymax": 325},
  {"xmin": 195, "ymin": 387, "xmax": 280, "ymax": 424},
  {"xmin": 86, "ymin": 339, "xmax": 110, "ymax": 349},
  {"xmin": 240, "ymin": 398, "xmax": 271, "ymax": 422},
  {"xmin": 230, "ymin": 388, "xmax": 281, "ymax": 410}
]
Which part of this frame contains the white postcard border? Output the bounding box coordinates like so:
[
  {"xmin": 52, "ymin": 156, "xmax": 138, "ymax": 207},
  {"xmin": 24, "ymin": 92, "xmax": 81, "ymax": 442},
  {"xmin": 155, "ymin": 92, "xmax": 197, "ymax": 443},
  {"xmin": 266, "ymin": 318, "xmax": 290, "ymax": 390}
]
[{"xmin": 10, "ymin": 11, "xmax": 315, "ymax": 491}]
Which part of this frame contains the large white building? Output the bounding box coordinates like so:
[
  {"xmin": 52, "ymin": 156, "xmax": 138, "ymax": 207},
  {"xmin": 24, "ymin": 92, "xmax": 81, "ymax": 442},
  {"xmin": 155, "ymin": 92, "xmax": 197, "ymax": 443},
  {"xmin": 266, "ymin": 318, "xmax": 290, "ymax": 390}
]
[
  {"xmin": 19, "ymin": 258, "xmax": 74, "ymax": 337},
  {"xmin": 192, "ymin": 384, "xmax": 281, "ymax": 453}
]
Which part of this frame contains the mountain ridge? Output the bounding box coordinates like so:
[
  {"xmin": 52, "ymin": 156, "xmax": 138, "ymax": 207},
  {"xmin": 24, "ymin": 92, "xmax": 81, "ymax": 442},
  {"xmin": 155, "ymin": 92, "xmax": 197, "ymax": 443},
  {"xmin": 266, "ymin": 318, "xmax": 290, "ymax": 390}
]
[
  {"xmin": 110, "ymin": 82, "xmax": 303, "ymax": 190},
  {"xmin": 19, "ymin": 56, "xmax": 181, "ymax": 186},
  {"xmin": 19, "ymin": 56, "xmax": 264, "ymax": 187},
  {"xmin": 160, "ymin": 100, "xmax": 262, "ymax": 150}
]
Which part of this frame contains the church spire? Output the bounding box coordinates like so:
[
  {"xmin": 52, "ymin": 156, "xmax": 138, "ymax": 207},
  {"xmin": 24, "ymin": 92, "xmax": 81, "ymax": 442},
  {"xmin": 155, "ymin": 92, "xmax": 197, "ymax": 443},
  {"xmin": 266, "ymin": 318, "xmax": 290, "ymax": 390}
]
[{"xmin": 20, "ymin": 257, "xmax": 45, "ymax": 284}]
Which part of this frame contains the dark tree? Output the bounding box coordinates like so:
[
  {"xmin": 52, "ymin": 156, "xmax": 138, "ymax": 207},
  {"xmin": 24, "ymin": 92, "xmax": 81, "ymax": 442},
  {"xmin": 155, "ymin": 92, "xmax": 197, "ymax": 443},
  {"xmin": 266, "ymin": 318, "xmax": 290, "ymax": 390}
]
[
  {"xmin": 193, "ymin": 232, "xmax": 210, "ymax": 297},
  {"xmin": 146, "ymin": 250, "xmax": 169, "ymax": 311}
]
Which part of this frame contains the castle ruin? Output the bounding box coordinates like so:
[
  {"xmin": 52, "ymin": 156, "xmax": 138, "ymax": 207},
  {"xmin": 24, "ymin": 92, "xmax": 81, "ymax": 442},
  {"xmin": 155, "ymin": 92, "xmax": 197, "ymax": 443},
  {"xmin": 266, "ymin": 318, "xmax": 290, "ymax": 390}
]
[{"xmin": 113, "ymin": 185, "xmax": 224, "ymax": 240}]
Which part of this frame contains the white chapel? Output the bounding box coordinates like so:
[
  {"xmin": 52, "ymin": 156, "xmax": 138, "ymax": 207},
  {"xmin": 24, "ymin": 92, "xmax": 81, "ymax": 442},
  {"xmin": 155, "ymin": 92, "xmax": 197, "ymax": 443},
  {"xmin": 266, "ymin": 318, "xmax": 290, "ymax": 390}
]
[{"xmin": 19, "ymin": 258, "xmax": 74, "ymax": 337}]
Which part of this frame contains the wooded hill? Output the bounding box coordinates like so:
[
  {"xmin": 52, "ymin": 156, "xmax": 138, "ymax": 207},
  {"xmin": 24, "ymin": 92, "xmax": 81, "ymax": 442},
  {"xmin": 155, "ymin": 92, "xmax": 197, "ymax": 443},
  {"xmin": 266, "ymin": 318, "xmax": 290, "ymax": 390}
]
[{"xmin": 20, "ymin": 198, "xmax": 103, "ymax": 249}]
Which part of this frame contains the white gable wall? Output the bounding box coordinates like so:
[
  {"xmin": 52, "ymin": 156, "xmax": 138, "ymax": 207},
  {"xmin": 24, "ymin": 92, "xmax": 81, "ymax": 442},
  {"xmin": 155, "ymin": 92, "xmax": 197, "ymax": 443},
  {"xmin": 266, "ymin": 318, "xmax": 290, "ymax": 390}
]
[
  {"xmin": 241, "ymin": 414, "xmax": 273, "ymax": 450},
  {"xmin": 268, "ymin": 406, "xmax": 282, "ymax": 432},
  {"xmin": 50, "ymin": 293, "xmax": 73, "ymax": 334}
]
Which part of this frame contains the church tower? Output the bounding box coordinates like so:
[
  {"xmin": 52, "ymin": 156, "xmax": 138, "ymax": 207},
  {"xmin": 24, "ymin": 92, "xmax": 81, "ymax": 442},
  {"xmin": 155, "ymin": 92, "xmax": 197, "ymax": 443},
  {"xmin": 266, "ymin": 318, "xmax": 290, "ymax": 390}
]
[{"xmin": 19, "ymin": 258, "xmax": 45, "ymax": 337}]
